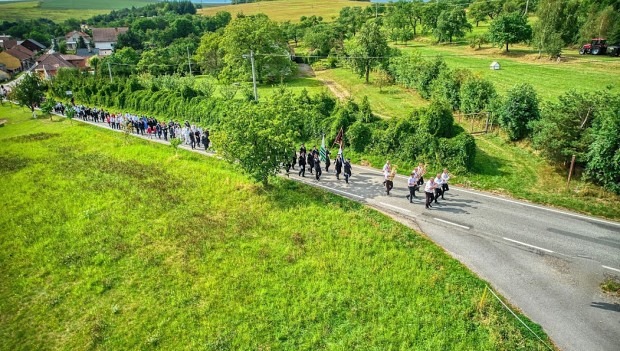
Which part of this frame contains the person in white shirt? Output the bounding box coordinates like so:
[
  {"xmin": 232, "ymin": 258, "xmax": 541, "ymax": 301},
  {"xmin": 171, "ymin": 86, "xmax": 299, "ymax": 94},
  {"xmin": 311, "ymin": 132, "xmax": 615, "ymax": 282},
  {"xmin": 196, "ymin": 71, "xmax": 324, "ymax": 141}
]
[
  {"xmin": 434, "ymin": 173, "xmax": 444, "ymax": 202},
  {"xmin": 424, "ymin": 177, "xmax": 436, "ymax": 209},
  {"xmin": 406, "ymin": 171, "xmax": 420, "ymax": 203},
  {"xmin": 441, "ymin": 168, "xmax": 450, "ymax": 193},
  {"xmin": 415, "ymin": 163, "xmax": 426, "ymax": 185},
  {"xmin": 382, "ymin": 160, "xmax": 391, "ymax": 186}
]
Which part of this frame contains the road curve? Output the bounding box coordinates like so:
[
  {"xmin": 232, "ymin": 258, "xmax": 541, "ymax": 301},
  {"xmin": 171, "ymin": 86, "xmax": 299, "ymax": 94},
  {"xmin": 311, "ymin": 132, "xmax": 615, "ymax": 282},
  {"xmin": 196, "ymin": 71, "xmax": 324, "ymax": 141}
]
[{"xmin": 40, "ymin": 114, "xmax": 620, "ymax": 351}]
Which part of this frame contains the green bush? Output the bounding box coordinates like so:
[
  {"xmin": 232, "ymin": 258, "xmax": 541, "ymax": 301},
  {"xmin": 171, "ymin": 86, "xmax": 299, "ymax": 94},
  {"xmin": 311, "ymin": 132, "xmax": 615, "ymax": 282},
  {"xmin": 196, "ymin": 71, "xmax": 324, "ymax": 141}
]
[
  {"xmin": 348, "ymin": 121, "xmax": 372, "ymax": 152},
  {"xmin": 460, "ymin": 77, "xmax": 497, "ymax": 114},
  {"xmin": 497, "ymin": 83, "xmax": 540, "ymax": 141}
]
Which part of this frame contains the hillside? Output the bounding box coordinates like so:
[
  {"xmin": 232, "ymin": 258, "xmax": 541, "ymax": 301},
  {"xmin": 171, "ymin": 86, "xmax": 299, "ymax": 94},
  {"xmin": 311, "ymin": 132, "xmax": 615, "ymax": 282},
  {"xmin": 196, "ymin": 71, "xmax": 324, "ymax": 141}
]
[
  {"xmin": 0, "ymin": 105, "xmax": 552, "ymax": 350},
  {"xmin": 198, "ymin": 0, "xmax": 371, "ymax": 22}
]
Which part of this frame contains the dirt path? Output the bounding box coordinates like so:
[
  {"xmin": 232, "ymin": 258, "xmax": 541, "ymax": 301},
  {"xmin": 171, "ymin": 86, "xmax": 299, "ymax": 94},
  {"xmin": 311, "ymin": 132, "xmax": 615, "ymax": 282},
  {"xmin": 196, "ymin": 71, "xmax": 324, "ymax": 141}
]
[{"xmin": 303, "ymin": 66, "xmax": 350, "ymax": 100}]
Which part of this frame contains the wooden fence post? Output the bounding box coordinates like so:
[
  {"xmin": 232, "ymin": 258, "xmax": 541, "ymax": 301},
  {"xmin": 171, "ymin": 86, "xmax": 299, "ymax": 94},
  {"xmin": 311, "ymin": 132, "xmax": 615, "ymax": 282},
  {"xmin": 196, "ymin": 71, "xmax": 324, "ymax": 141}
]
[{"xmin": 566, "ymin": 155, "xmax": 576, "ymax": 188}]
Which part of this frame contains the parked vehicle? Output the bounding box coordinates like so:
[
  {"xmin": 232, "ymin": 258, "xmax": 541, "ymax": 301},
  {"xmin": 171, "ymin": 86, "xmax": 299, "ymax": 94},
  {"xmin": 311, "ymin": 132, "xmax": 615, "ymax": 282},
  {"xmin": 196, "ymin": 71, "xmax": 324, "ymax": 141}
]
[{"xmin": 579, "ymin": 38, "xmax": 608, "ymax": 55}]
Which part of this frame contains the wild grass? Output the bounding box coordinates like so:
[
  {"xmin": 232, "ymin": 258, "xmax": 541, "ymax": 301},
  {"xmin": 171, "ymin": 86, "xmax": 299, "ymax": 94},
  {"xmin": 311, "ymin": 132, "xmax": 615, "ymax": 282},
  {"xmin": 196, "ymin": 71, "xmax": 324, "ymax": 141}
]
[
  {"xmin": 198, "ymin": 0, "xmax": 371, "ymax": 23},
  {"xmin": 315, "ymin": 67, "xmax": 429, "ymax": 119},
  {"xmin": 0, "ymin": 104, "xmax": 552, "ymax": 350},
  {"xmin": 0, "ymin": 1, "xmax": 109, "ymax": 21}
]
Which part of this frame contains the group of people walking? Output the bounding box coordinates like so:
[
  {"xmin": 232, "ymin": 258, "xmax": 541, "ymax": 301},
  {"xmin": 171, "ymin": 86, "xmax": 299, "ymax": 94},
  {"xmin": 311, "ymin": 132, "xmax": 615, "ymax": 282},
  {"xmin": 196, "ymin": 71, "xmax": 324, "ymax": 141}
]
[
  {"xmin": 53, "ymin": 102, "xmax": 210, "ymax": 150},
  {"xmin": 383, "ymin": 161, "xmax": 451, "ymax": 209},
  {"xmin": 293, "ymin": 144, "xmax": 352, "ymax": 184}
]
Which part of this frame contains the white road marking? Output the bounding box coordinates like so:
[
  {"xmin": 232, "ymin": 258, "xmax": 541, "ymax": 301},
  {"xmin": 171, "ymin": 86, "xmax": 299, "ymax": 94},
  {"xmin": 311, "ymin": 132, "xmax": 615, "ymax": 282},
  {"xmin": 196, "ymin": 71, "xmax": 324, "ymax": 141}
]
[
  {"xmin": 454, "ymin": 188, "xmax": 620, "ymax": 228},
  {"xmin": 379, "ymin": 202, "xmax": 412, "ymax": 213},
  {"xmin": 602, "ymin": 265, "xmax": 620, "ymax": 274},
  {"xmin": 503, "ymin": 237, "xmax": 554, "ymax": 253},
  {"xmin": 358, "ymin": 166, "xmax": 620, "ymax": 228},
  {"xmin": 434, "ymin": 218, "xmax": 470, "ymax": 230},
  {"xmin": 295, "ymin": 178, "xmax": 364, "ymax": 199}
]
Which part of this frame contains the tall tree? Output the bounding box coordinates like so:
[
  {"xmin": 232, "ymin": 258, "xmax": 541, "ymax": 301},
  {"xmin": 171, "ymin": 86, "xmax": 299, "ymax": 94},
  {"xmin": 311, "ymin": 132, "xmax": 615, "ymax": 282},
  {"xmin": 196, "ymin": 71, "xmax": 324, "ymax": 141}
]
[
  {"xmin": 10, "ymin": 73, "xmax": 45, "ymax": 113},
  {"xmin": 345, "ymin": 20, "xmax": 390, "ymax": 83},
  {"xmin": 488, "ymin": 11, "xmax": 532, "ymax": 51},
  {"xmin": 434, "ymin": 8, "xmax": 472, "ymax": 43}
]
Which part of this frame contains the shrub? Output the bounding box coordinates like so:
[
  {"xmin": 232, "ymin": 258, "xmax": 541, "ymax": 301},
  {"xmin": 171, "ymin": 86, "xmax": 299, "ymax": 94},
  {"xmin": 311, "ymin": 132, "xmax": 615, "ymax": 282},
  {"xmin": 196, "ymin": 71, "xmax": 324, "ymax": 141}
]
[
  {"xmin": 460, "ymin": 77, "xmax": 497, "ymax": 114},
  {"xmin": 497, "ymin": 83, "xmax": 540, "ymax": 141},
  {"xmin": 348, "ymin": 121, "xmax": 372, "ymax": 152}
]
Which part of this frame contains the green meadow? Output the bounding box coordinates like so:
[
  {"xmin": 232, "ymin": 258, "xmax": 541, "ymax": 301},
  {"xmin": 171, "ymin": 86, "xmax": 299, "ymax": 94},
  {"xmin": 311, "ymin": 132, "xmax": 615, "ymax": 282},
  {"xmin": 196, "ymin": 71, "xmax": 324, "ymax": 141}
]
[{"xmin": 0, "ymin": 105, "xmax": 552, "ymax": 350}]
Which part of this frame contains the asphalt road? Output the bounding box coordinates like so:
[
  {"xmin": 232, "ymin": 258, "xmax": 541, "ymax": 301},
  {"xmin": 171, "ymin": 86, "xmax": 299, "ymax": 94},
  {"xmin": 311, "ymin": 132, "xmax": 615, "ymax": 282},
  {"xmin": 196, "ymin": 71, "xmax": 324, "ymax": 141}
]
[
  {"xmin": 289, "ymin": 164, "xmax": 620, "ymax": 351},
  {"xmin": 40, "ymin": 115, "xmax": 620, "ymax": 351}
]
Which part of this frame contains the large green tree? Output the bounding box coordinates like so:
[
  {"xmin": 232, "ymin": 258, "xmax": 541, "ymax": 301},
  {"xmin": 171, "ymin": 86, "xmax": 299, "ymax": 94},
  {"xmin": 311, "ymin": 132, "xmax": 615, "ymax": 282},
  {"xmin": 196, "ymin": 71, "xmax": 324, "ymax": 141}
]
[
  {"xmin": 345, "ymin": 20, "xmax": 390, "ymax": 83},
  {"xmin": 211, "ymin": 94, "xmax": 299, "ymax": 186},
  {"xmin": 218, "ymin": 14, "xmax": 295, "ymax": 83},
  {"xmin": 11, "ymin": 73, "xmax": 45, "ymax": 113},
  {"xmin": 434, "ymin": 8, "xmax": 472, "ymax": 43},
  {"xmin": 488, "ymin": 12, "xmax": 532, "ymax": 51}
]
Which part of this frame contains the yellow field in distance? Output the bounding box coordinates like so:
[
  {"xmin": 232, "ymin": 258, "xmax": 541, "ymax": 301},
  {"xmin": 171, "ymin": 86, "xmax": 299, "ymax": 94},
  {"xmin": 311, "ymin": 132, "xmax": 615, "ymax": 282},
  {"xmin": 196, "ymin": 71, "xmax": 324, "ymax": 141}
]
[{"xmin": 198, "ymin": 0, "xmax": 371, "ymax": 23}]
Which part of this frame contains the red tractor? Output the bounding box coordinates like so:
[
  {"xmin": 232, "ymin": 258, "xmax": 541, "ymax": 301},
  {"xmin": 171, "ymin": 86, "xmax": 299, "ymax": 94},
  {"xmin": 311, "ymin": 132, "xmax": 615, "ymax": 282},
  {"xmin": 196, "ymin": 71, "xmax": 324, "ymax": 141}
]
[{"xmin": 579, "ymin": 38, "xmax": 609, "ymax": 55}]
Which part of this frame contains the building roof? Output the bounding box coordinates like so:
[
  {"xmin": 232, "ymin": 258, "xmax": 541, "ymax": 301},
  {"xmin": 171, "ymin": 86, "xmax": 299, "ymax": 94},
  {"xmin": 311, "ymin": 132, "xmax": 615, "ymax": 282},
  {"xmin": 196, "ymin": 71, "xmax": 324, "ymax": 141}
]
[
  {"xmin": 0, "ymin": 35, "xmax": 17, "ymax": 50},
  {"xmin": 7, "ymin": 46, "xmax": 34, "ymax": 61},
  {"xmin": 92, "ymin": 27, "xmax": 128, "ymax": 43},
  {"xmin": 8, "ymin": 44, "xmax": 34, "ymax": 58},
  {"xmin": 61, "ymin": 54, "xmax": 86, "ymax": 61},
  {"xmin": 35, "ymin": 53, "xmax": 75, "ymax": 72},
  {"xmin": 21, "ymin": 38, "xmax": 46, "ymax": 50},
  {"xmin": 76, "ymin": 48, "xmax": 100, "ymax": 57},
  {"xmin": 0, "ymin": 51, "xmax": 21, "ymax": 70},
  {"xmin": 65, "ymin": 30, "xmax": 92, "ymax": 41}
]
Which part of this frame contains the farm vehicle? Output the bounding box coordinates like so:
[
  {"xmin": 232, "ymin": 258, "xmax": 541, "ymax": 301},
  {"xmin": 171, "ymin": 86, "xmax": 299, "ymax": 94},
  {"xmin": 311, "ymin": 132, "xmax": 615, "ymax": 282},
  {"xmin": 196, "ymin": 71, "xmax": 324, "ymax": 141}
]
[{"xmin": 579, "ymin": 38, "xmax": 620, "ymax": 56}]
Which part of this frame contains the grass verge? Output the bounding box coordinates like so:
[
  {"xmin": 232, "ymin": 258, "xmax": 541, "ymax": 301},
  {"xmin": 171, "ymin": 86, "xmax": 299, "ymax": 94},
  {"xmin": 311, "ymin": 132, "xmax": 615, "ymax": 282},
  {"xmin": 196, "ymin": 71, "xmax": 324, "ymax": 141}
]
[{"xmin": 0, "ymin": 105, "xmax": 552, "ymax": 350}]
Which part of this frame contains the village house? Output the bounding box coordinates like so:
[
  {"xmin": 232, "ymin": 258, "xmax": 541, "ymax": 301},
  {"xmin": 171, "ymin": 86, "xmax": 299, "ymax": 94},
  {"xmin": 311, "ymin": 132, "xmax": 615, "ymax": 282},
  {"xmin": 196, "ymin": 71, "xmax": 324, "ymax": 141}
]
[
  {"xmin": 91, "ymin": 27, "xmax": 128, "ymax": 56},
  {"xmin": 0, "ymin": 51, "xmax": 21, "ymax": 75},
  {"xmin": 0, "ymin": 35, "xmax": 17, "ymax": 50},
  {"xmin": 65, "ymin": 31, "xmax": 92, "ymax": 51},
  {"xmin": 7, "ymin": 45, "xmax": 36, "ymax": 70},
  {"xmin": 34, "ymin": 52, "xmax": 89, "ymax": 79},
  {"xmin": 18, "ymin": 39, "xmax": 46, "ymax": 54}
]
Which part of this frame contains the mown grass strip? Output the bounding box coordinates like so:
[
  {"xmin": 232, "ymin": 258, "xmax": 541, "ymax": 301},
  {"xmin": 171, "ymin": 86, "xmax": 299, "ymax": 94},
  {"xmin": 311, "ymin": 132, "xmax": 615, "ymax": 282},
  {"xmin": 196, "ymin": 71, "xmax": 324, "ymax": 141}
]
[{"xmin": 0, "ymin": 105, "xmax": 552, "ymax": 350}]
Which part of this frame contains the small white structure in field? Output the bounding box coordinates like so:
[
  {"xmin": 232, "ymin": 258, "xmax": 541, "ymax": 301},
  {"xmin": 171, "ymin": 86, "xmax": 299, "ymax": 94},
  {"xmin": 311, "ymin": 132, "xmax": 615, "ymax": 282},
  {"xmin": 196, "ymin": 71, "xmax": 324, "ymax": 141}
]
[{"xmin": 490, "ymin": 61, "xmax": 500, "ymax": 70}]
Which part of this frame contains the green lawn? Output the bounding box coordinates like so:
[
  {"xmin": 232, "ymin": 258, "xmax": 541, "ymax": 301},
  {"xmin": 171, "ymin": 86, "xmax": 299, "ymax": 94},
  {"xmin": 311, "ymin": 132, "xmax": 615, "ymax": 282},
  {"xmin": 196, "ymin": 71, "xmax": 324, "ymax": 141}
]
[
  {"xmin": 395, "ymin": 43, "xmax": 620, "ymax": 101},
  {"xmin": 0, "ymin": 104, "xmax": 552, "ymax": 350},
  {"xmin": 316, "ymin": 68, "xmax": 429, "ymax": 119}
]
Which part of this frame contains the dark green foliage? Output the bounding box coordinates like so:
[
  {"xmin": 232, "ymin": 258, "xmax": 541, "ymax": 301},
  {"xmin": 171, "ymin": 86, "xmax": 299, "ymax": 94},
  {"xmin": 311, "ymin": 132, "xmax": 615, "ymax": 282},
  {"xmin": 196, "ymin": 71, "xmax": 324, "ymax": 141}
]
[
  {"xmin": 531, "ymin": 90, "xmax": 615, "ymax": 165},
  {"xmin": 460, "ymin": 77, "xmax": 497, "ymax": 114},
  {"xmin": 438, "ymin": 132, "xmax": 477, "ymax": 173},
  {"xmin": 434, "ymin": 8, "xmax": 472, "ymax": 43},
  {"xmin": 431, "ymin": 68, "xmax": 472, "ymax": 111},
  {"xmin": 348, "ymin": 121, "xmax": 372, "ymax": 152},
  {"xmin": 419, "ymin": 100, "xmax": 454, "ymax": 138},
  {"xmin": 584, "ymin": 94, "xmax": 620, "ymax": 194},
  {"xmin": 488, "ymin": 12, "xmax": 533, "ymax": 51},
  {"xmin": 390, "ymin": 55, "xmax": 448, "ymax": 100},
  {"xmin": 497, "ymin": 83, "xmax": 540, "ymax": 141},
  {"xmin": 344, "ymin": 20, "xmax": 390, "ymax": 83},
  {"xmin": 10, "ymin": 73, "xmax": 45, "ymax": 112}
]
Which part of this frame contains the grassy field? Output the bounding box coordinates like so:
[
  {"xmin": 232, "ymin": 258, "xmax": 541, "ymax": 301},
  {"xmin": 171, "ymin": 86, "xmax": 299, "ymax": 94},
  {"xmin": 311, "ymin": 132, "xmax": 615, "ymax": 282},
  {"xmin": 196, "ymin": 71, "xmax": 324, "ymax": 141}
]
[
  {"xmin": 396, "ymin": 42, "xmax": 620, "ymax": 101},
  {"xmin": 0, "ymin": 0, "xmax": 159, "ymax": 21},
  {"xmin": 0, "ymin": 104, "xmax": 552, "ymax": 350},
  {"xmin": 198, "ymin": 0, "xmax": 370, "ymax": 23}
]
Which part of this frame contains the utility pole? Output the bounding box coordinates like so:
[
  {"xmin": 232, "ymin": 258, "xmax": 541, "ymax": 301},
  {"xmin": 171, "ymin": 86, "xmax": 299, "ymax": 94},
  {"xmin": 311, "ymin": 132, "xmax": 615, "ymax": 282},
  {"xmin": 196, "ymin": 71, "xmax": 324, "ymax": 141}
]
[
  {"xmin": 375, "ymin": 3, "xmax": 378, "ymax": 18},
  {"xmin": 242, "ymin": 50, "xmax": 258, "ymax": 102},
  {"xmin": 524, "ymin": 0, "xmax": 530, "ymax": 15},
  {"xmin": 107, "ymin": 61, "xmax": 113, "ymax": 83},
  {"xmin": 187, "ymin": 47, "xmax": 192, "ymax": 76}
]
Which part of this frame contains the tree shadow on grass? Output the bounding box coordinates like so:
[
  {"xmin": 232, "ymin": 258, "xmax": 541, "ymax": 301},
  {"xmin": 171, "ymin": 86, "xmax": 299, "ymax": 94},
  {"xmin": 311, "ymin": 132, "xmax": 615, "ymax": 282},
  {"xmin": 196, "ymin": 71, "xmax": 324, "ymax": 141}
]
[{"xmin": 472, "ymin": 147, "xmax": 508, "ymax": 177}]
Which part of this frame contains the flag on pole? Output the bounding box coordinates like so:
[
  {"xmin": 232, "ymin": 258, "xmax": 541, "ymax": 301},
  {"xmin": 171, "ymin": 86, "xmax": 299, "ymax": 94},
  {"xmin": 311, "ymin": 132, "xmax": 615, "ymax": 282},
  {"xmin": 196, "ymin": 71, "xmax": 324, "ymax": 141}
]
[
  {"xmin": 334, "ymin": 127, "xmax": 344, "ymax": 146},
  {"xmin": 319, "ymin": 134, "xmax": 327, "ymax": 162}
]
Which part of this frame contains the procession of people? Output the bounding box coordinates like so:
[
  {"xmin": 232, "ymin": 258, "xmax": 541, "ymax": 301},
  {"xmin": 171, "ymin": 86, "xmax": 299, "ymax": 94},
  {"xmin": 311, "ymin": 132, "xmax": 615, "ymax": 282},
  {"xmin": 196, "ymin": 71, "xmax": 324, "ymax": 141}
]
[{"xmin": 50, "ymin": 101, "xmax": 451, "ymax": 210}]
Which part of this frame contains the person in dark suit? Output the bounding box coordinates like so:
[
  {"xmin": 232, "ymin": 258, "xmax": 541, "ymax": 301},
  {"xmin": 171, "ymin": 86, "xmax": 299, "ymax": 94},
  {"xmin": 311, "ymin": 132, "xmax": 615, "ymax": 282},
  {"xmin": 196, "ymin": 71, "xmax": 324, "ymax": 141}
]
[
  {"xmin": 335, "ymin": 155, "xmax": 343, "ymax": 180},
  {"xmin": 307, "ymin": 151, "xmax": 314, "ymax": 174},
  {"xmin": 314, "ymin": 155, "xmax": 322, "ymax": 180},
  {"xmin": 343, "ymin": 159, "xmax": 352, "ymax": 184},
  {"xmin": 298, "ymin": 152, "xmax": 306, "ymax": 177}
]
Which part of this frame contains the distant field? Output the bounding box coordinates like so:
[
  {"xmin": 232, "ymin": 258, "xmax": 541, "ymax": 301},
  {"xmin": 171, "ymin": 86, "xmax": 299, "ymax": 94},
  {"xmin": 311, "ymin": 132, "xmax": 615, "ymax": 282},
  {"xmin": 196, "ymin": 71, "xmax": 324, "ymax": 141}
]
[
  {"xmin": 199, "ymin": 0, "xmax": 370, "ymax": 22},
  {"xmin": 0, "ymin": 0, "xmax": 159, "ymax": 21},
  {"xmin": 397, "ymin": 42, "xmax": 620, "ymax": 101}
]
